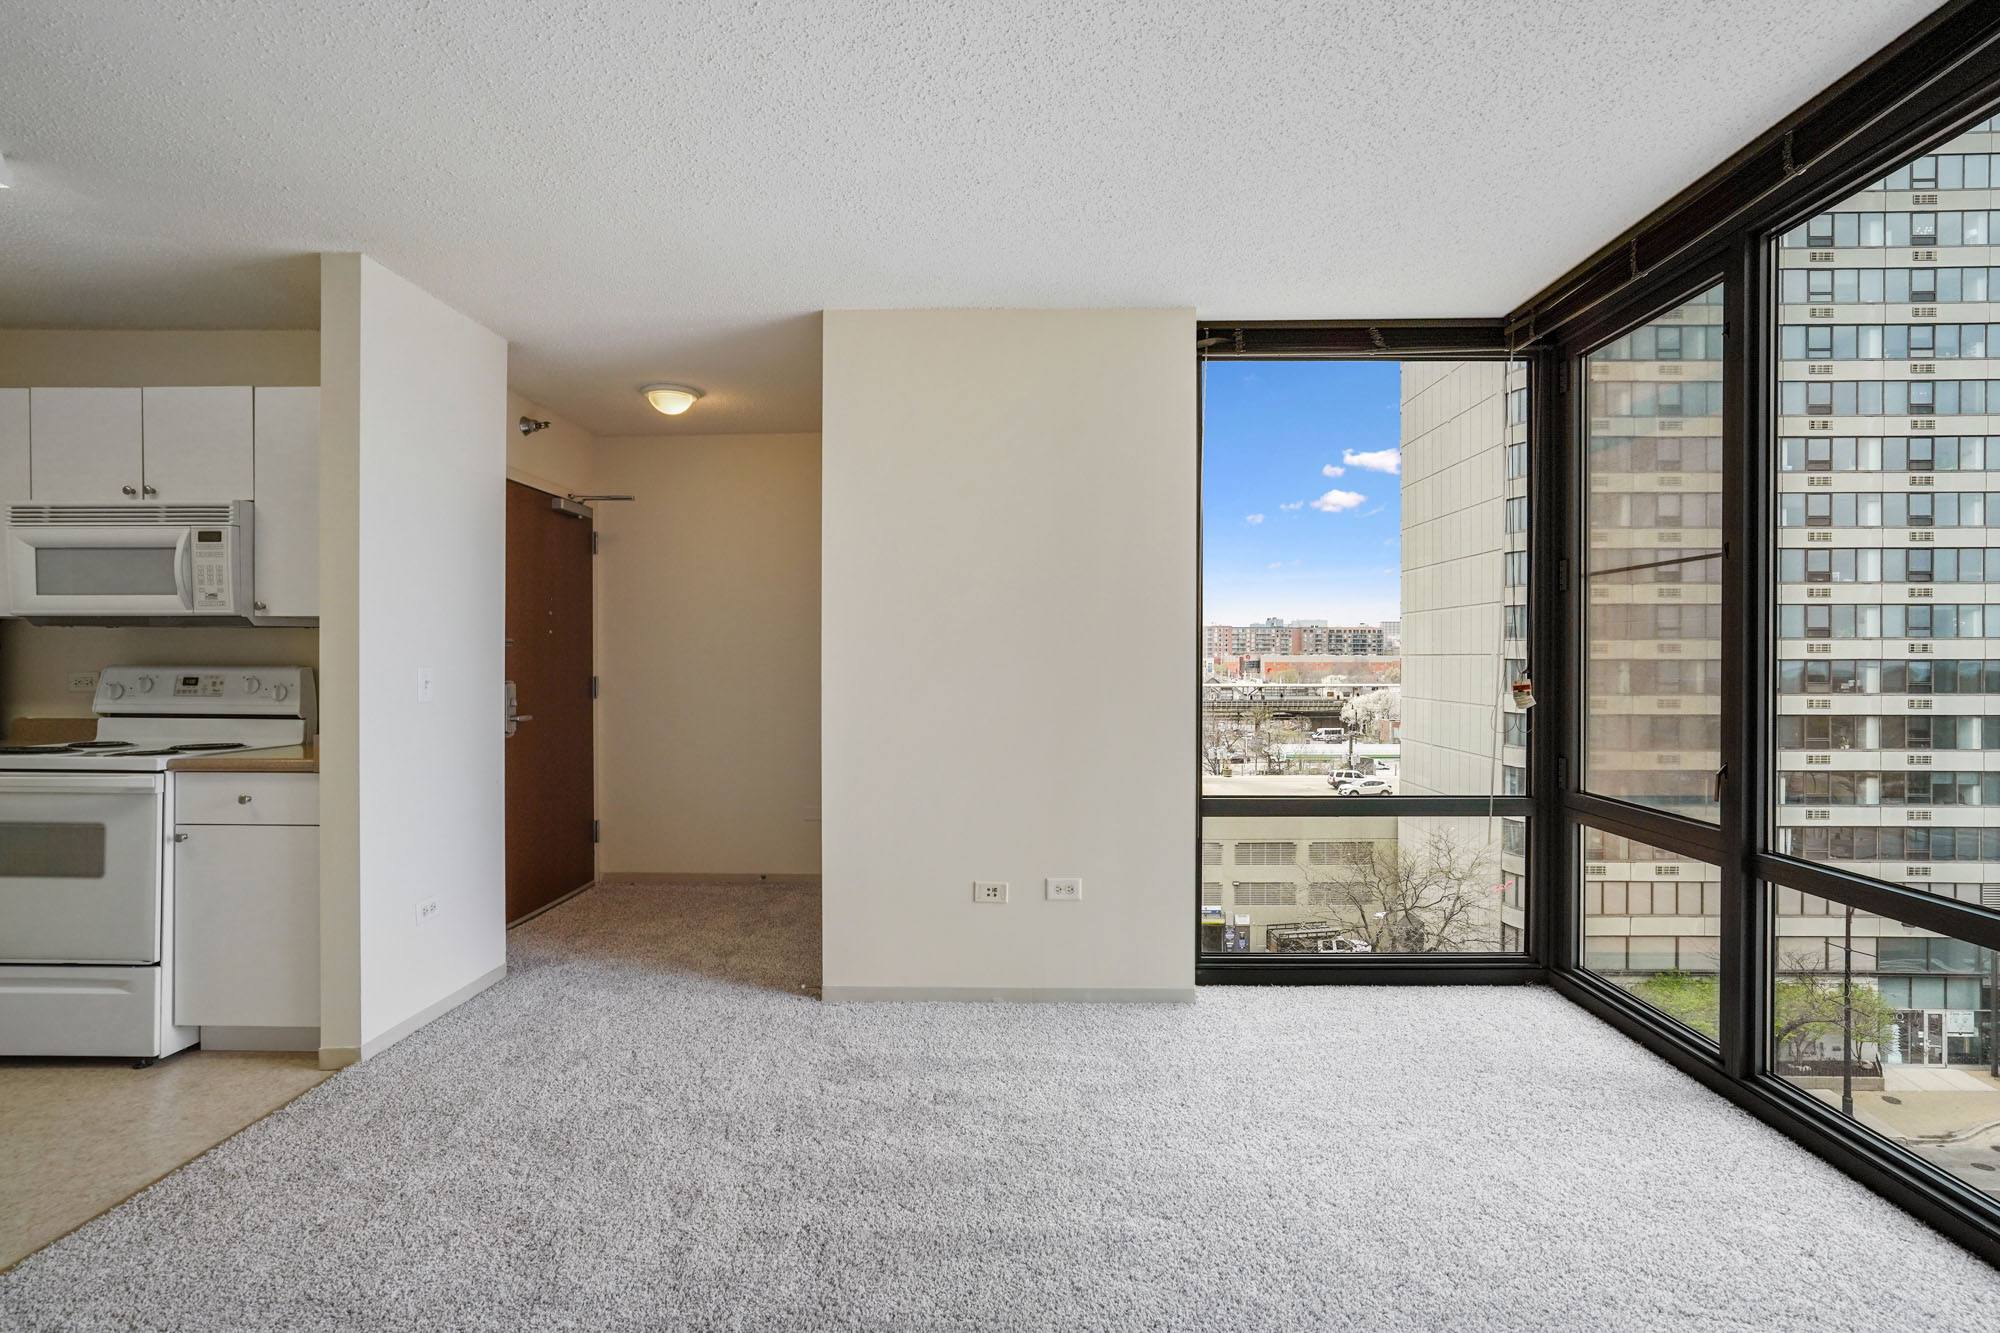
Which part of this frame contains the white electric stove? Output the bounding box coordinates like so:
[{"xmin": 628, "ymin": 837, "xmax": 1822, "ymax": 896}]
[{"xmin": 0, "ymin": 666, "xmax": 316, "ymax": 1059}]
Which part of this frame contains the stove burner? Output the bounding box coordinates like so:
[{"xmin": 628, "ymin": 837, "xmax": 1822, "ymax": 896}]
[{"xmin": 103, "ymin": 742, "xmax": 255, "ymax": 757}]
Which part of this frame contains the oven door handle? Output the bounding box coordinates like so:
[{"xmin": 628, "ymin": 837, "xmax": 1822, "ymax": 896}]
[{"xmin": 0, "ymin": 773, "xmax": 163, "ymax": 794}]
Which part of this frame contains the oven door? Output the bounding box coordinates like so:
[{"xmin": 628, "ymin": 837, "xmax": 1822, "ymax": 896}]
[
  {"xmin": 0, "ymin": 774, "xmax": 165, "ymax": 963},
  {"xmin": 4, "ymin": 523, "xmax": 207, "ymax": 616}
]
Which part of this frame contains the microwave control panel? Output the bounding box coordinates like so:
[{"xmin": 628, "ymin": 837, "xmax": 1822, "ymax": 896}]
[{"xmin": 191, "ymin": 529, "xmax": 230, "ymax": 608}]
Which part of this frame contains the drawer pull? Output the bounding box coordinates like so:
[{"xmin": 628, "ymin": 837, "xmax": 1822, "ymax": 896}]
[
  {"xmin": 238, "ymin": 794, "xmax": 253, "ymax": 804},
  {"xmin": 173, "ymin": 832, "xmax": 189, "ymax": 842}
]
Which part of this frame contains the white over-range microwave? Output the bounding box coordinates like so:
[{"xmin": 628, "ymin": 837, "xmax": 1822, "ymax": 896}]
[{"xmin": 5, "ymin": 501, "xmax": 254, "ymax": 621}]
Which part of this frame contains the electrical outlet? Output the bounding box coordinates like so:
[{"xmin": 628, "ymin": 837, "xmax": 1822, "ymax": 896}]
[
  {"xmin": 973, "ymin": 880, "xmax": 1008, "ymax": 904},
  {"xmin": 416, "ymin": 667, "xmax": 435, "ymax": 703},
  {"xmin": 66, "ymin": 672, "xmax": 99, "ymax": 693},
  {"xmin": 1046, "ymin": 877, "xmax": 1083, "ymax": 902},
  {"xmin": 416, "ymin": 897, "xmax": 440, "ymax": 927}
]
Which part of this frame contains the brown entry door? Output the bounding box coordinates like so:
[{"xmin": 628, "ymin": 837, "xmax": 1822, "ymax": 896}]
[{"xmin": 505, "ymin": 480, "xmax": 595, "ymax": 921}]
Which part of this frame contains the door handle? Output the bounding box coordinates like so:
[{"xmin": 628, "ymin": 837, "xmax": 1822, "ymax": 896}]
[
  {"xmin": 142, "ymin": 485, "xmax": 158, "ymax": 496},
  {"xmin": 122, "ymin": 485, "xmax": 137, "ymax": 496},
  {"xmin": 514, "ymin": 714, "xmax": 534, "ymax": 723}
]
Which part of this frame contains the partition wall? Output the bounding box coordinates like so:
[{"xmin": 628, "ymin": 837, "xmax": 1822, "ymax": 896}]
[{"xmin": 1196, "ymin": 2, "xmax": 2000, "ymax": 1266}]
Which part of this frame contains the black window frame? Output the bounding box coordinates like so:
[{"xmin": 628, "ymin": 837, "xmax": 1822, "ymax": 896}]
[
  {"xmin": 1195, "ymin": 321, "xmax": 1546, "ymax": 986},
  {"xmin": 1509, "ymin": 0, "xmax": 2000, "ymax": 1268}
]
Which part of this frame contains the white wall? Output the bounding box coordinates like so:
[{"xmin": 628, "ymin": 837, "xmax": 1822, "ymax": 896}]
[
  {"xmin": 592, "ymin": 432, "xmax": 821, "ymax": 876},
  {"xmin": 319, "ymin": 254, "xmax": 509, "ymax": 1065},
  {"xmin": 821, "ymin": 308, "xmax": 1194, "ymax": 999},
  {"xmin": 507, "ymin": 390, "xmax": 598, "ymax": 499},
  {"xmin": 0, "ymin": 328, "xmax": 318, "ymax": 388}
]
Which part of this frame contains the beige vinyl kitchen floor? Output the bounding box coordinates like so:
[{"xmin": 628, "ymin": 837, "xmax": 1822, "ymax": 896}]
[{"xmin": 0, "ymin": 1050, "xmax": 334, "ymax": 1270}]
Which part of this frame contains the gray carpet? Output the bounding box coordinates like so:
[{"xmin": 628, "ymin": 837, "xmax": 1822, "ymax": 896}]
[{"xmin": 3, "ymin": 880, "xmax": 1997, "ymax": 1332}]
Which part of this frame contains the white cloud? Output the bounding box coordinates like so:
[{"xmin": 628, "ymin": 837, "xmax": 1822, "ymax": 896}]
[
  {"xmin": 1308, "ymin": 489, "xmax": 1366, "ymax": 514},
  {"xmin": 1279, "ymin": 500, "xmax": 1304, "ymax": 511},
  {"xmin": 1362, "ymin": 505, "xmax": 1386, "ymax": 517},
  {"xmin": 1267, "ymin": 561, "xmax": 1283, "ymax": 569},
  {"xmin": 1245, "ymin": 513, "xmax": 1264, "ymax": 525},
  {"xmin": 1343, "ymin": 448, "xmax": 1401, "ymax": 474},
  {"xmin": 1321, "ymin": 464, "xmax": 1345, "ymax": 477}
]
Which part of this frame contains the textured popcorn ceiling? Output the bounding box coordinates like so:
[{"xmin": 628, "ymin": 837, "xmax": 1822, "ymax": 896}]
[{"xmin": 0, "ymin": 1, "xmax": 1942, "ymax": 435}]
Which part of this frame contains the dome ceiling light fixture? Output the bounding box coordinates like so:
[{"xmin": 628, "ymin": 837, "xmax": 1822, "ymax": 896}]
[{"xmin": 641, "ymin": 383, "xmax": 703, "ymax": 416}]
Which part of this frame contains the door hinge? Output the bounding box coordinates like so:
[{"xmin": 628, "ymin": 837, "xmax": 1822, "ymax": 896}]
[
  {"xmin": 590, "ymin": 531, "xmax": 600, "ymax": 555},
  {"xmin": 591, "ymin": 819, "xmax": 600, "ymax": 844},
  {"xmin": 1556, "ymin": 557, "xmax": 1570, "ymax": 593},
  {"xmin": 590, "ymin": 675, "xmax": 600, "ymax": 700}
]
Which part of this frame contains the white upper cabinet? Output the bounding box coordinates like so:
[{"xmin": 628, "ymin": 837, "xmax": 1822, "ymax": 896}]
[
  {"xmin": 29, "ymin": 388, "xmax": 142, "ymax": 501},
  {"xmin": 141, "ymin": 387, "xmax": 253, "ymax": 500},
  {"xmin": 0, "ymin": 389, "xmax": 26, "ymax": 515},
  {"xmin": 252, "ymin": 386, "xmax": 318, "ymax": 619}
]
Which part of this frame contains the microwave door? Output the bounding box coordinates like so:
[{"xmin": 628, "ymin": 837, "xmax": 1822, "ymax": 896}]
[{"xmin": 7, "ymin": 526, "xmax": 198, "ymax": 616}]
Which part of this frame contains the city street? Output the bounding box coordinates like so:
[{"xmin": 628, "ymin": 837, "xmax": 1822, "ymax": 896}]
[{"xmin": 1202, "ymin": 774, "xmax": 1403, "ymax": 796}]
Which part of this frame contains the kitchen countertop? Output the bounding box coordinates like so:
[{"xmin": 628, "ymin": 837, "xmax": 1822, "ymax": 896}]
[{"xmin": 167, "ymin": 740, "xmax": 318, "ymax": 774}]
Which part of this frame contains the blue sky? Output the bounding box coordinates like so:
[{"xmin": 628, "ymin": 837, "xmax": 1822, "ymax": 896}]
[{"xmin": 1202, "ymin": 359, "xmax": 1403, "ymax": 628}]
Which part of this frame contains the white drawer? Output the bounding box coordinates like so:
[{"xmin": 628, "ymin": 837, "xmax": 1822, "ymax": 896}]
[
  {"xmin": 0, "ymin": 965, "xmax": 171, "ymax": 1057},
  {"xmin": 175, "ymin": 773, "xmax": 319, "ymax": 826}
]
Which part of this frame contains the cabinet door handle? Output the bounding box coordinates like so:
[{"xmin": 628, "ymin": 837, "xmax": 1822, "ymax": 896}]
[
  {"xmin": 142, "ymin": 485, "xmax": 158, "ymax": 496},
  {"xmin": 122, "ymin": 485, "xmax": 137, "ymax": 496},
  {"xmin": 238, "ymin": 794, "xmax": 253, "ymax": 804},
  {"xmin": 173, "ymin": 832, "xmax": 189, "ymax": 842}
]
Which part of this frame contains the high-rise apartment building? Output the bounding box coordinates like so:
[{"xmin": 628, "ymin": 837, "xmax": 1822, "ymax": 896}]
[
  {"xmin": 1396, "ymin": 360, "xmax": 1531, "ymax": 950},
  {"xmin": 1764, "ymin": 114, "xmax": 2000, "ymax": 1069},
  {"xmin": 1575, "ymin": 116, "xmax": 2000, "ymax": 1076},
  {"xmin": 1203, "ymin": 621, "xmax": 1394, "ymax": 661}
]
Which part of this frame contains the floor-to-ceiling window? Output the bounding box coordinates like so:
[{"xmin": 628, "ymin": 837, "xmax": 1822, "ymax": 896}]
[
  {"xmin": 1197, "ymin": 4, "xmax": 2000, "ymax": 1266},
  {"xmin": 1536, "ymin": 31, "xmax": 2000, "ymax": 1258},
  {"xmin": 1198, "ymin": 351, "xmax": 1533, "ymax": 965},
  {"xmin": 1764, "ymin": 115, "xmax": 2000, "ymax": 1201}
]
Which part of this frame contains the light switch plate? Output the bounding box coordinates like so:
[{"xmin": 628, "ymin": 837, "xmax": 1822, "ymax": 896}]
[{"xmin": 416, "ymin": 667, "xmax": 435, "ymax": 703}]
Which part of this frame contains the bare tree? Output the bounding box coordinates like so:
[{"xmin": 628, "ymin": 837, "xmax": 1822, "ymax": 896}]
[
  {"xmin": 1200, "ymin": 709, "xmax": 1234, "ymax": 776},
  {"xmin": 1295, "ymin": 825, "xmax": 1501, "ymax": 952}
]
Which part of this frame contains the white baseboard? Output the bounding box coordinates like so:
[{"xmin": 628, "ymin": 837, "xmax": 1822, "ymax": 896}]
[
  {"xmin": 820, "ymin": 986, "xmax": 1195, "ymax": 1004},
  {"xmin": 318, "ymin": 963, "xmax": 507, "ymax": 1069}
]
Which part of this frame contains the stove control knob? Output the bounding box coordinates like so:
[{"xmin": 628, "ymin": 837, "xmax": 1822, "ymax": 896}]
[
  {"xmin": 272, "ymin": 684, "xmax": 291, "ymax": 702},
  {"xmin": 105, "ymin": 682, "xmax": 127, "ymax": 700},
  {"xmin": 243, "ymin": 676, "xmax": 262, "ymax": 693},
  {"xmin": 136, "ymin": 675, "xmax": 156, "ymax": 694}
]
